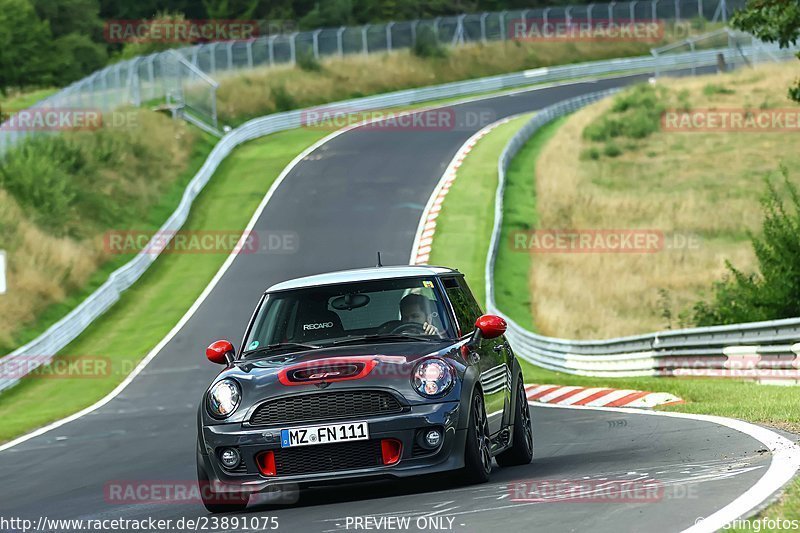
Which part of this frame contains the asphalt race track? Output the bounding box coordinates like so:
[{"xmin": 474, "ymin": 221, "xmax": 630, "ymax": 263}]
[{"xmin": 0, "ymin": 72, "xmax": 782, "ymax": 532}]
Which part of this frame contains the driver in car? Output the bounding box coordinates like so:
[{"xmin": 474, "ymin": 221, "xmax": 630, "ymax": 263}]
[{"xmin": 400, "ymin": 293, "xmax": 441, "ymax": 336}]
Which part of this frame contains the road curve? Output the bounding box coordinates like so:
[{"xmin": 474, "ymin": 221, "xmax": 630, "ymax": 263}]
[{"xmin": 0, "ymin": 72, "xmax": 781, "ymax": 532}]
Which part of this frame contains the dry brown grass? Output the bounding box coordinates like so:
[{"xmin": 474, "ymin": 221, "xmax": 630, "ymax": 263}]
[
  {"xmin": 0, "ymin": 110, "xmax": 198, "ymax": 351},
  {"xmin": 216, "ymin": 23, "xmax": 712, "ymax": 124},
  {"xmin": 531, "ymin": 63, "xmax": 800, "ymax": 338}
]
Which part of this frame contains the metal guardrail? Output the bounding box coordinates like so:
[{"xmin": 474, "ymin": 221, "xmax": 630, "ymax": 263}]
[
  {"xmin": 0, "ymin": 0, "xmax": 745, "ymax": 156},
  {"xmin": 485, "ymin": 91, "xmax": 800, "ymax": 379},
  {"xmin": 0, "ymin": 41, "xmax": 796, "ymax": 393}
]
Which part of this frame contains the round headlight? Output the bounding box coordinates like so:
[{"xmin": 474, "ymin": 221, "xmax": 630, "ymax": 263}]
[
  {"xmin": 207, "ymin": 379, "xmax": 241, "ymax": 418},
  {"xmin": 412, "ymin": 359, "xmax": 454, "ymax": 398}
]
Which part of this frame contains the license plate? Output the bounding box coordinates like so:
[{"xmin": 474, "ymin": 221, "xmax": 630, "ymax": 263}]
[{"xmin": 280, "ymin": 421, "xmax": 369, "ymax": 448}]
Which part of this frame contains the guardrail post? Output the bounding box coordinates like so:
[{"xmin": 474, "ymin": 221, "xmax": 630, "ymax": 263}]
[
  {"xmin": 362, "ymin": 25, "xmax": 369, "ymax": 54},
  {"xmin": 792, "ymin": 343, "xmax": 800, "ymax": 369},
  {"xmin": 499, "ymin": 11, "xmax": 507, "ymax": 41},
  {"xmin": 587, "ymin": 4, "xmax": 594, "ymax": 26},
  {"xmin": 209, "ymin": 43, "xmax": 217, "ymax": 74},
  {"xmin": 191, "ymin": 47, "xmax": 199, "ymax": 67},
  {"xmin": 227, "ymin": 41, "xmax": 234, "ymax": 70},
  {"xmin": 246, "ymin": 40, "xmax": 253, "ymax": 68},
  {"xmin": 723, "ymin": 346, "xmax": 761, "ymax": 377},
  {"xmin": 290, "ymin": 32, "xmax": 298, "ymax": 64},
  {"xmin": 337, "ymin": 27, "xmax": 345, "ymax": 56},
  {"xmin": 689, "ymin": 39, "xmax": 696, "ymax": 74},
  {"xmin": 386, "ymin": 22, "xmax": 394, "ymax": 51},
  {"xmin": 480, "ymin": 13, "xmax": 488, "ymax": 42}
]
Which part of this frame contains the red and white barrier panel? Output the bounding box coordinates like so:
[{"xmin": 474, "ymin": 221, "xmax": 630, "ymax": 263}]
[{"xmin": 525, "ymin": 384, "xmax": 683, "ymax": 409}]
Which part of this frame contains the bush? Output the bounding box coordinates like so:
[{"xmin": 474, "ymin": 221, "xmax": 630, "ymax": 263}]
[
  {"xmin": 703, "ymin": 83, "xmax": 735, "ymax": 96},
  {"xmin": 296, "ymin": 50, "xmax": 323, "ymax": 72},
  {"xmin": 693, "ymin": 168, "xmax": 800, "ymax": 325},
  {"xmin": 412, "ymin": 25, "xmax": 447, "ymax": 58},
  {"xmin": 271, "ymin": 84, "xmax": 297, "ymax": 112},
  {"xmin": 603, "ymin": 142, "xmax": 622, "ymax": 157},
  {"xmin": 584, "ymin": 84, "xmax": 665, "ymax": 143},
  {"xmin": 580, "ymin": 147, "xmax": 601, "ymax": 160}
]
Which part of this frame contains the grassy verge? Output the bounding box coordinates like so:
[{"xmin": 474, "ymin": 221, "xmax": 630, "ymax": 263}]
[
  {"xmin": 0, "ymin": 88, "xmax": 58, "ymax": 112},
  {"xmin": 0, "ymin": 127, "xmax": 328, "ymax": 442},
  {"xmin": 427, "ymin": 115, "xmax": 534, "ymax": 305},
  {"xmin": 425, "ymin": 81, "xmax": 799, "ymax": 531}
]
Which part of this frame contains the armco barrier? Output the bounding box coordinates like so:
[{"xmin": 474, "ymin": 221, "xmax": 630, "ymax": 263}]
[
  {"xmin": 1, "ymin": 41, "xmax": 798, "ymax": 393},
  {"xmin": 485, "ymin": 91, "xmax": 800, "ymax": 379}
]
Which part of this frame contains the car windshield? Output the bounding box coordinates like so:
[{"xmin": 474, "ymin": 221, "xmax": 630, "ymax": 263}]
[{"xmin": 243, "ymin": 277, "xmax": 455, "ymax": 354}]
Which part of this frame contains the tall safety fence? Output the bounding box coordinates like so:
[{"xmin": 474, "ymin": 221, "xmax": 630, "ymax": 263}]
[{"xmin": 0, "ymin": 0, "xmax": 746, "ymax": 155}]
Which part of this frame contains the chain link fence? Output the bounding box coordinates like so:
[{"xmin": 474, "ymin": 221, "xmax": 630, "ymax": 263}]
[{"xmin": 0, "ymin": 0, "xmax": 748, "ymax": 156}]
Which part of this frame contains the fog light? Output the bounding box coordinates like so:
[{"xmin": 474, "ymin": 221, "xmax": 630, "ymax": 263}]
[
  {"xmin": 219, "ymin": 448, "xmax": 240, "ymax": 469},
  {"xmin": 425, "ymin": 429, "xmax": 442, "ymax": 448}
]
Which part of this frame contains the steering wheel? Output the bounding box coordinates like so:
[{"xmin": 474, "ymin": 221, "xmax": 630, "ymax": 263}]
[{"xmin": 388, "ymin": 322, "xmax": 425, "ymax": 334}]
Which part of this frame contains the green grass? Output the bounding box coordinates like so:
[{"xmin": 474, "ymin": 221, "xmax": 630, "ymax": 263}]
[
  {"xmin": 0, "ymin": 88, "xmax": 58, "ymax": 113},
  {"xmin": 0, "ymin": 127, "xmax": 328, "ymax": 442},
  {"xmin": 494, "ymin": 118, "xmax": 564, "ymax": 330},
  {"xmin": 427, "ymin": 114, "xmax": 534, "ymax": 306}
]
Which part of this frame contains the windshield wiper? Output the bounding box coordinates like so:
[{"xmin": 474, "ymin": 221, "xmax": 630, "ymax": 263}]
[
  {"xmin": 243, "ymin": 342, "xmax": 321, "ymax": 359},
  {"xmin": 331, "ymin": 334, "xmax": 441, "ymax": 346}
]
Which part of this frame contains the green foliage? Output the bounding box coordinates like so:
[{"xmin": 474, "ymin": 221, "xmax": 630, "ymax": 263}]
[
  {"xmin": 580, "ymin": 147, "xmax": 601, "ymax": 160},
  {"xmin": 296, "ymin": 50, "xmax": 323, "ymax": 72},
  {"xmin": 0, "ymin": 0, "xmax": 52, "ymax": 93},
  {"xmin": 702, "ymin": 83, "xmax": 735, "ymax": 96},
  {"xmin": 271, "ymin": 84, "xmax": 297, "ymax": 111},
  {"xmin": 582, "ymin": 85, "xmax": 666, "ymax": 147},
  {"xmin": 412, "ymin": 25, "xmax": 448, "ymax": 58},
  {"xmin": 694, "ymin": 168, "xmax": 800, "ymax": 325},
  {"xmin": 732, "ymin": 0, "xmax": 800, "ymax": 102},
  {"xmin": 603, "ymin": 142, "xmax": 622, "ymax": 157}
]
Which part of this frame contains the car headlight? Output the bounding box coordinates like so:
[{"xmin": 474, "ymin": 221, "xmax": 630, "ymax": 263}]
[
  {"xmin": 207, "ymin": 379, "xmax": 241, "ymax": 418},
  {"xmin": 412, "ymin": 358, "xmax": 454, "ymax": 398}
]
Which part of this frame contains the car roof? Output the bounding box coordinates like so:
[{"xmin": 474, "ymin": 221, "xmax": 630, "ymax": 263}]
[{"xmin": 266, "ymin": 265, "xmax": 460, "ymax": 292}]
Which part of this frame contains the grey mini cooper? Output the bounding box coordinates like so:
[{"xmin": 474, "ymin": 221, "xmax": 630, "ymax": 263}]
[{"xmin": 197, "ymin": 265, "xmax": 533, "ymax": 512}]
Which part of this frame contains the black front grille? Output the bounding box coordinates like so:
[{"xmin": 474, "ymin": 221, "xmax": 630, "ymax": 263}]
[
  {"xmin": 274, "ymin": 439, "xmax": 383, "ymax": 475},
  {"xmin": 250, "ymin": 390, "xmax": 403, "ymax": 427}
]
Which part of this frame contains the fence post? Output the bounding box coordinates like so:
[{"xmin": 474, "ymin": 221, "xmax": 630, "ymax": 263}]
[
  {"xmin": 246, "ymin": 40, "xmax": 253, "ymax": 69},
  {"xmin": 499, "ymin": 11, "xmax": 507, "ymax": 41},
  {"xmin": 337, "ymin": 27, "xmax": 345, "ymax": 56},
  {"xmin": 226, "ymin": 41, "xmax": 234, "ymax": 70},
  {"xmin": 674, "ymin": 0, "xmax": 680, "ymax": 19},
  {"xmin": 652, "ymin": 0, "xmax": 659, "ymax": 21},
  {"xmin": 630, "ymin": 1, "xmax": 637, "ymax": 21},
  {"xmin": 147, "ymin": 55, "xmax": 156, "ymax": 100},
  {"xmin": 313, "ymin": 29, "xmax": 321, "ymax": 59},
  {"xmin": 433, "ymin": 17, "xmax": 441, "ymax": 41},
  {"xmin": 543, "ymin": 7, "xmax": 550, "ymax": 26},
  {"xmin": 608, "ymin": 2, "xmax": 616, "ymax": 23},
  {"xmin": 362, "ymin": 25, "xmax": 369, "ymax": 54},
  {"xmin": 268, "ymin": 35, "xmax": 276, "ymax": 66},
  {"xmin": 698, "ymin": 0, "xmax": 703, "ymax": 17},
  {"xmin": 587, "ymin": 4, "xmax": 594, "ymax": 26},
  {"xmin": 411, "ymin": 20, "xmax": 418, "ymax": 46},
  {"xmin": 209, "ymin": 43, "xmax": 217, "ymax": 74},
  {"xmin": 386, "ymin": 22, "xmax": 394, "ymax": 51},
  {"xmin": 191, "ymin": 46, "xmax": 199, "ymax": 67},
  {"xmin": 720, "ymin": 0, "xmax": 728, "ymax": 22},
  {"xmin": 565, "ymin": 6, "xmax": 573, "ymax": 25},
  {"xmin": 480, "ymin": 13, "xmax": 488, "ymax": 42},
  {"xmin": 290, "ymin": 32, "xmax": 298, "ymax": 64}
]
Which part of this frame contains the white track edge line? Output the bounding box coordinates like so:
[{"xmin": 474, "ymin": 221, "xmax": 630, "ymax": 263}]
[{"xmin": 532, "ymin": 402, "xmax": 800, "ymax": 532}]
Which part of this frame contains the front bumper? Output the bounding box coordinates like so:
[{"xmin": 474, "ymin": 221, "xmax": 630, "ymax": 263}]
[{"xmin": 198, "ymin": 400, "xmax": 464, "ymax": 494}]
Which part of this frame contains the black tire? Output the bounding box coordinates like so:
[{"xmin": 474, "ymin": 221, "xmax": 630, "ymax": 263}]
[
  {"xmin": 496, "ymin": 377, "xmax": 534, "ymax": 467},
  {"xmin": 197, "ymin": 456, "xmax": 250, "ymax": 513},
  {"xmin": 460, "ymin": 390, "xmax": 492, "ymax": 484}
]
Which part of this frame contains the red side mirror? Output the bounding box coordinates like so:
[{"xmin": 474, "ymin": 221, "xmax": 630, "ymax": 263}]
[
  {"xmin": 475, "ymin": 315, "xmax": 507, "ymax": 340},
  {"xmin": 206, "ymin": 340, "xmax": 234, "ymax": 364}
]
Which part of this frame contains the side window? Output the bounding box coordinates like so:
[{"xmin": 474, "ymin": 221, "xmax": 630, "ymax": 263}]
[{"xmin": 443, "ymin": 277, "xmax": 483, "ymax": 335}]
